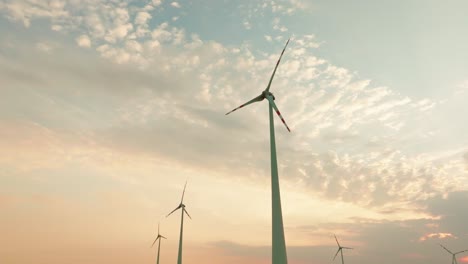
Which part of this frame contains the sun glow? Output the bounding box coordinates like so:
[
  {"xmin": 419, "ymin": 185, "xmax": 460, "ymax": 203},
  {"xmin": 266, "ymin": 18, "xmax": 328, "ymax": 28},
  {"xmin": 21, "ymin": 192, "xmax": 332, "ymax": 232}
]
[{"xmin": 419, "ymin": 233, "xmax": 456, "ymax": 241}]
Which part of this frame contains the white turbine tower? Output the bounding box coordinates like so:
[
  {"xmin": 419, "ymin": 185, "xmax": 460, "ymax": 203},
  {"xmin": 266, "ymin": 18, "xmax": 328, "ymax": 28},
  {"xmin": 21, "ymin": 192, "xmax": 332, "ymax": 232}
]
[
  {"xmin": 332, "ymin": 234, "xmax": 352, "ymax": 264},
  {"xmin": 439, "ymin": 244, "xmax": 468, "ymax": 264},
  {"xmin": 167, "ymin": 181, "xmax": 191, "ymax": 264}
]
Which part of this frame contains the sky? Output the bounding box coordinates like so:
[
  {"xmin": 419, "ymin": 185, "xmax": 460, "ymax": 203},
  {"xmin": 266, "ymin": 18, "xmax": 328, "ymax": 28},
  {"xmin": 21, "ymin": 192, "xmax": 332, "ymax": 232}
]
[{"xmin": 1, "ymin": 0, "xmax": 468, "ymax": 263}]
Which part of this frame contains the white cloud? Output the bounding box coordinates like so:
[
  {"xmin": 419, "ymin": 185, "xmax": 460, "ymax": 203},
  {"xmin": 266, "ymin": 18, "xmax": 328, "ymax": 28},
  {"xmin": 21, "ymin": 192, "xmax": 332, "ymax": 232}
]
[
  {"xmin": 35, "ymin": 42, "xmax": 55, "ymax": 53},
  {"xmin": 172, "ymin": 27, "xmax": 185, "ymax": 45},
  {"xmin": 273, "ymin": 24, "xmax": 288, "ymax": 32},
  {"xmin": 289, "ymin": 0, "xmax": 309, "ymax": 11},
  {"xmin": 105, "ymin": 23, "xmax": 133, "ymax": 43},
  {"xmin": 170, "ymin": 1, "xmax": 181, "ymax": 8},
  {"xmin": 419, "ymin": 232, "xmax": 456, "ymax": 241},
  {"xmin": 76, "ymin": 34, "xmax": 91, "ymax": 48},
  {"xmin": 0, "ymin": 0, "xmax": 68, "ymax": 27},
  {"xmin": 243, "ymin": 20, "xmax": 251, "ymax": 30},
  {"xmin": 84, "ymin": 13, "xmax": 106, "ymax": 38},
  {"xmin": 51, "ymin": 24, "xmax": 63, "ymax": 31},
  {"xmin": 454, "ymin": 80, "xmax": 468, "ymax": 95},
  {"xmin": 134, "ymin": 11, "xmax": 152, "ymax": 37},
  {"xmin": 151, "ymin": 22, "xmax": 172, "ymax": 42},
  {"xmin": 125, "ymin": 40, "xmax": 142, "ymax": 53},
  {"xmin": 184, "ymin": 34, "xmax": 203, "ymax": 49},
  {"xmin": 134, "ymin": 11, "xmax": 151, "ymax": 25}
]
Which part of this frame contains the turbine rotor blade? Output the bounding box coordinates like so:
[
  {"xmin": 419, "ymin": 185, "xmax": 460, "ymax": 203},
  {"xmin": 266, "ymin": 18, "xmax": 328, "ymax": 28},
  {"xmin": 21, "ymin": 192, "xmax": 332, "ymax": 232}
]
[
  {"xmin": 333, "ymin": 248, "xmax": 341, "ymax": 261},
  {"xmin": 455, "ymin": 249, "xmax": 468, "ymax": 254},
  {"xmin": 440, "ymin": 244, "xmax": 454, "ymax": 254},
  {"xmin": 266, "ymin": 38, "xmax": 290, "ymax": 92},
  {"xmin": 334, "ymin": 234, "xmax": 341, "ymax": 247},
  {"xmin": 267, "ymin": 96, "xmax": 291, "ymax": 132},
  {"xmin": 161, "ymin": 235, "xmax": 167, "ymax": 239},
  {"xmin": 184, "ymin": 208, "xmax": 192, "ymax": 219},
  {"xmin": 180, "ymin": 180, "xmax": 187, "ymax": 203},
  {"xmin": 166, "ymin": 205, "xmax": 181, "ymax": 217},
  {"xmin": 151, "ymin": 236, "xmax": 159, "ymax": 247},
  {"xmin": 343, "ymin": 247, "xmax": 353, "ymax": 250},
  {"xmin": 225, "ymin": 94, "xmax": 264, "ymax": 115}
]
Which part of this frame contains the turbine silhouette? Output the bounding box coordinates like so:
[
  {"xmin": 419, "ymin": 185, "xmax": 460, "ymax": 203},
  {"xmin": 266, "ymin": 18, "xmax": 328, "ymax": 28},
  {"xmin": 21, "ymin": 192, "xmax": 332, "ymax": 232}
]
[
  {"xmin": 150, "ymin": 222, "xmax": 167, "ymax": 264},
  {"xmin": 225, "ymin": 38, "xmax": 291, "ymax": 264},
  {"xmin": 332, "ymin": 234, "xmax": 352, "ymax": 264},
  {"xmin": 167, "ymin": 181, "xmax": 191, "ymax": 264},
  {"xmin": 439, "ymin": 244, "xmax": 468, "ymax": 264}
]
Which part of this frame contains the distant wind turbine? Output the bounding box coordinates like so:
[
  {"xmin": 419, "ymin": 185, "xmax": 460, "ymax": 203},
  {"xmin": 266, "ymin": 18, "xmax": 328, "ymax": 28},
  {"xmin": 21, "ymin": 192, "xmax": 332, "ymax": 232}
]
[
  {"xmin": 439, "ymin": 244, "xmax": 468, "ymax": 264},
  {"xmin": 225, "ymin": 38, "xmax": 291, "ymax": 264},
  {"xmin": 150, "ymin": 222, "xmax": 167, "ymax": 264},
  {"xmin": 167, "ymin": 181, "xmax": 191, "ymax": 264},
  {"xmin": 332, "ymin": 234, "xmax": 353, "ymax": 264}
]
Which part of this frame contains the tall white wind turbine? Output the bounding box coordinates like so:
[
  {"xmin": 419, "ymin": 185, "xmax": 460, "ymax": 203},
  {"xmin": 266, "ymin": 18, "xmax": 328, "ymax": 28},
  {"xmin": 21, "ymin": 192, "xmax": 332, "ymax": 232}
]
[
  {"xmin": 225, "ymin": 38, "xmax": 292, "ymax": 264},
  {"xmin": 333, "ymin": 234, "xmax": 353, "ymax": 264},
  {"xmin": 150, "ymin": 222, "xmax": 167, "ymax": 264},
  {"xmin": 167, "ymin": 181, "xmax": 191, "ymax": 264}
]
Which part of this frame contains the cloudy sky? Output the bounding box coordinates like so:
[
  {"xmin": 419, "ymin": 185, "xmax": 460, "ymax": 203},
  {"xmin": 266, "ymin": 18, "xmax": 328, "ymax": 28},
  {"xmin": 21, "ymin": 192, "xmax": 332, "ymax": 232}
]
[{"xmin": 1, "ymin": 0, "xmax": 468, "ymax": 263}]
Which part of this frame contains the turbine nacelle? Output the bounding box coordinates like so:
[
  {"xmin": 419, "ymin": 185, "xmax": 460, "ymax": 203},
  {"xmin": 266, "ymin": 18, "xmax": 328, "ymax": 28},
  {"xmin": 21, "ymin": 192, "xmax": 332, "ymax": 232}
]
[{"xmin": 262, "ymin": 91, "xmax": 275, "ymax": 100}]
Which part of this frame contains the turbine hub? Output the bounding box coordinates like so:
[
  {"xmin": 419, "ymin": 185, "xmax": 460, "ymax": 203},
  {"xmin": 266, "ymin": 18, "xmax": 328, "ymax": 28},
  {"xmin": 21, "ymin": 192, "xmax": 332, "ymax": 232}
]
[{"xmin": 262, "ymin": 91, "xmax": 275, "ymax": 100}]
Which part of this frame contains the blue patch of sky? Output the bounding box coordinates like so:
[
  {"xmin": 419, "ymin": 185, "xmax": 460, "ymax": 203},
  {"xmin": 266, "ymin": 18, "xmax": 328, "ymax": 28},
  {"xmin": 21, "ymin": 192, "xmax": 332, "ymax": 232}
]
[
  {"xmin": 151, "ymin": 1, "xmax": 259, "ymax": 43},
  {"xmin": 150, "ymin": 0, "xmax": 290, "ymax": 53},
  {"xmin": 281, "ymin": 0, "xmax": 468, "ymax": 99},
  {"xmin": 151, "ymin": 0, "xmax": 468, "ymax": 100}
]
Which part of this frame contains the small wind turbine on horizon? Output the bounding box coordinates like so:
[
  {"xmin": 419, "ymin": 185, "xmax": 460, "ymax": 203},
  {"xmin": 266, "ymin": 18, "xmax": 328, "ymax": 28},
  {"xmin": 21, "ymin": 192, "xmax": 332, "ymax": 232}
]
[
  {"xmin": 167, "ymin": 181, "xmax": 192, "ymax": 264},
  {"xmin": 150, "ymin": 222, "xmax": 167, "ymax": 264},
  {"xmin": 332, "ymin": 234, "xmax": 353, "ymax": 264},
  {"xmin": 439, "ymin": 244, "xmax": 468, "ymax": 264},
  {"xmin": 225, "ymin": 38, "xmax": 292, "ymax": 264}
]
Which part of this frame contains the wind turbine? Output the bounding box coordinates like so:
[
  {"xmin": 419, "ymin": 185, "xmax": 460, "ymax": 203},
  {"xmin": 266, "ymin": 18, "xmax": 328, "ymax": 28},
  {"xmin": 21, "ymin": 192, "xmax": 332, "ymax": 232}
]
[
  {"xmin": 332, "ymin": 234, "xmax": 353, "ymax": 264},
  {"xmin": 150, "ymin": 222, "xmax": 167, "ymax": 264},
  {"xmin": 225, "ymin": 38, "xmax": 291, "ymax": 264},
  {"xmin": 167, "ymin": 181, "xmax": 191, "ymax": 264},
  {"xmin": 439, "ymin": 244, "xmax": 468, "ymax": 264}
]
